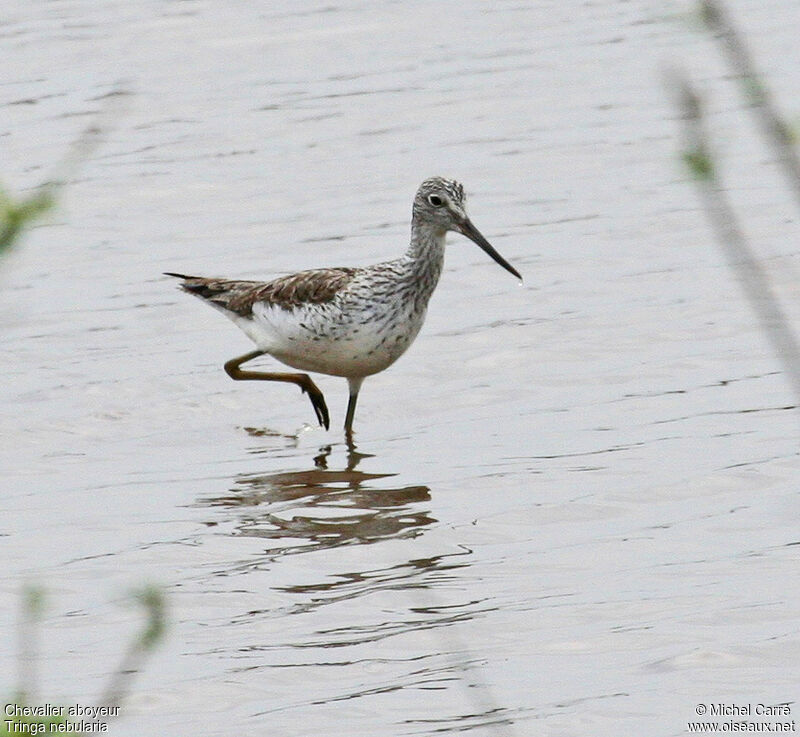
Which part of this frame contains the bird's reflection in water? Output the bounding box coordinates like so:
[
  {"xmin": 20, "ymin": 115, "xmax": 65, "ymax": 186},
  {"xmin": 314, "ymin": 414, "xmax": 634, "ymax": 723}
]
[
  {"xmin": 197, "ymin": 433, "xmax": 505, "ymax": 728},
  {"xmin": 200, "ymin": 432, "xmax": 436, "ymax": 557}
]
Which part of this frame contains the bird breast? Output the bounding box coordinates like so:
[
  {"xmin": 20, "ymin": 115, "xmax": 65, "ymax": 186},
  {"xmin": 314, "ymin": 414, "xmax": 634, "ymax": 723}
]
[{"xmin": 242, "ymin": 290, "xmax": 428, "ymax": 379}]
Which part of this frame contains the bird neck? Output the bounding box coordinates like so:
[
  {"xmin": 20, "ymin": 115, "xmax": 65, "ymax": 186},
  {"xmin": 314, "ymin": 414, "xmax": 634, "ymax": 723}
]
[{"xmin": 404, "ymin": 220, "xmax": 446, "ymax": 293}]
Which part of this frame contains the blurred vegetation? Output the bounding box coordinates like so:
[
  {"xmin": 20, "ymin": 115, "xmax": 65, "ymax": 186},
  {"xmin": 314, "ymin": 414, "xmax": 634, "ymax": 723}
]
[
  {"xmin": 0, "ymin": 89, "xmax": 126, "ymax": 257},
  {"xmin": 1, "ymin": 585, "xmax": 166, "ymax": 737},
  {"xmin": 682, "ymin": 151, "xmax": 714, "ymax": 181},
  {"xmin": 696, "ymin": 0, "xmax": 800, "ymax": 202},
  {"xmin": 0, "ymin": 185, "xmax": 56, "ymax": 254},
  {"xmin": 3, "ymin": 91, "xmax": 139, "ymax": 734},
  {"xmin": 98, "ymin": 585, "xmax": 167, "ymax": 710},
  {"xmin": 676, "ymin": 0, "xmax": 800, "ymax": 408}
]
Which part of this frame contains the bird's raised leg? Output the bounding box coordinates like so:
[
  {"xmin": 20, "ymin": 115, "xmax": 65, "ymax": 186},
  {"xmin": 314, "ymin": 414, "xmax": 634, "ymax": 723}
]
[{"xmin": 224, "ymin": 350, "xmax": 330, "ymax": 430}]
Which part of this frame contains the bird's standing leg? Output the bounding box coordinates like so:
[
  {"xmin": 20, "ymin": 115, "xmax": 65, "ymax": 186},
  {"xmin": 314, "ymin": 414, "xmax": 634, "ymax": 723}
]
[
  {"xmin": 223, "ymin": 350, "xmax": 330, "ymax": 430},
  {"xmin": 344, "ymin": 377, "xmax": 364, "ymax": 439}
]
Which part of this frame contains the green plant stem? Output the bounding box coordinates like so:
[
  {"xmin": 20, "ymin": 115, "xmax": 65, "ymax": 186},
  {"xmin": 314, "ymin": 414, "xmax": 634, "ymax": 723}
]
[
  {"xmin": 700, "ymin": 0, "xmax": 800, "ymax": 210},
  {"xmin": 677, "ymin": 74, "xmax": 800, "ymax": 410}
]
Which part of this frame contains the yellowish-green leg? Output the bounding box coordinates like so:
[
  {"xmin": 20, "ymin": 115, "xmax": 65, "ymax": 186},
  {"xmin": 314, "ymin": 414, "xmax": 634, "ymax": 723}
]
[{"xmin": 224, "ymin": 350, "xmax": 329, "ymax": 430}]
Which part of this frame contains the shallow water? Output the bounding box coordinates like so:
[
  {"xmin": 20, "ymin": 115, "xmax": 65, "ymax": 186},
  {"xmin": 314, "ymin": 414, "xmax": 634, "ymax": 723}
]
[{"xmin": 3, "ymin": 1, "xmax": 800, "ymax": 735}]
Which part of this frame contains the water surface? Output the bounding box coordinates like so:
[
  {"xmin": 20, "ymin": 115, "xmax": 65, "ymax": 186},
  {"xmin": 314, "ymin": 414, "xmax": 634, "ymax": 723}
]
[{"xmin": 3, "ymin": 1, "xmax": 800, "ymax": 735}]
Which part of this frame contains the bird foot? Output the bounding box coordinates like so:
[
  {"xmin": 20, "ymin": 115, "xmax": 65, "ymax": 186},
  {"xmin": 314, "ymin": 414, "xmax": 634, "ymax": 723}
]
[{"xmin": 300, "ymin": 382, "xmax": 330, "ymax": 430}]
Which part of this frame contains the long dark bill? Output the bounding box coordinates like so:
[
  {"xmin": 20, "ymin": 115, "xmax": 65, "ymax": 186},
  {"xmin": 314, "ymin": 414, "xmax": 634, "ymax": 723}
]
[{"xmin": 458, "ymin": 218, "xmax": 522, "ymax": 280}]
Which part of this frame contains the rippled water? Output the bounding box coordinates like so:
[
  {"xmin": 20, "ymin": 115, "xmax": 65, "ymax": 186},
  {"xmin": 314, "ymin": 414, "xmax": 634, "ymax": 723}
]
[{"xmin": 3, "ymin": 1, "xmax": 800, "ymax": 735}]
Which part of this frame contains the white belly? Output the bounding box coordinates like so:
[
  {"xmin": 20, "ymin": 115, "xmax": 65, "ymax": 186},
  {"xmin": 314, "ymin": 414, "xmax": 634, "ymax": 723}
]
[{"xmin": 233, "ymin": 301, "xmax": 426, "ymax": 378}]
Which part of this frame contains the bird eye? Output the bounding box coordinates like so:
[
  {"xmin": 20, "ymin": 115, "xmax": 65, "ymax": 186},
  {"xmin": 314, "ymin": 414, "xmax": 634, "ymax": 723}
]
[{"xmin": 427, "ymin": 194, "xmax": 444, "ymax": 207}]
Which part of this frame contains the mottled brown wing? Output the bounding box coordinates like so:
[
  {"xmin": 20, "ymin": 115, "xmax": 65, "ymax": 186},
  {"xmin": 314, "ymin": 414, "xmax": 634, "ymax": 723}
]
[{"xmin": 165, "ymin": 268, "xmax": 358, "ymax": 317}]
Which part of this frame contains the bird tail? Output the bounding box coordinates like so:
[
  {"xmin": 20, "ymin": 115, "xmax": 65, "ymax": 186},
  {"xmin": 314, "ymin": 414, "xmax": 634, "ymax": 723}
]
[
  {"xmin": 164, "ymin": 271, "xmax": 217, "ymax": 298},
  {"xmin": 164, "ymin": 272, "xmax": 259, "ymax": 317}
]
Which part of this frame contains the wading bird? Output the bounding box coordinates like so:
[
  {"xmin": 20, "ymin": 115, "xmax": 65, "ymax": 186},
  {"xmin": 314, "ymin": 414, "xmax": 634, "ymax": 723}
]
[{"xmin": 166, "ymin": 177, "xmax": 520, "ymax": 434}]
